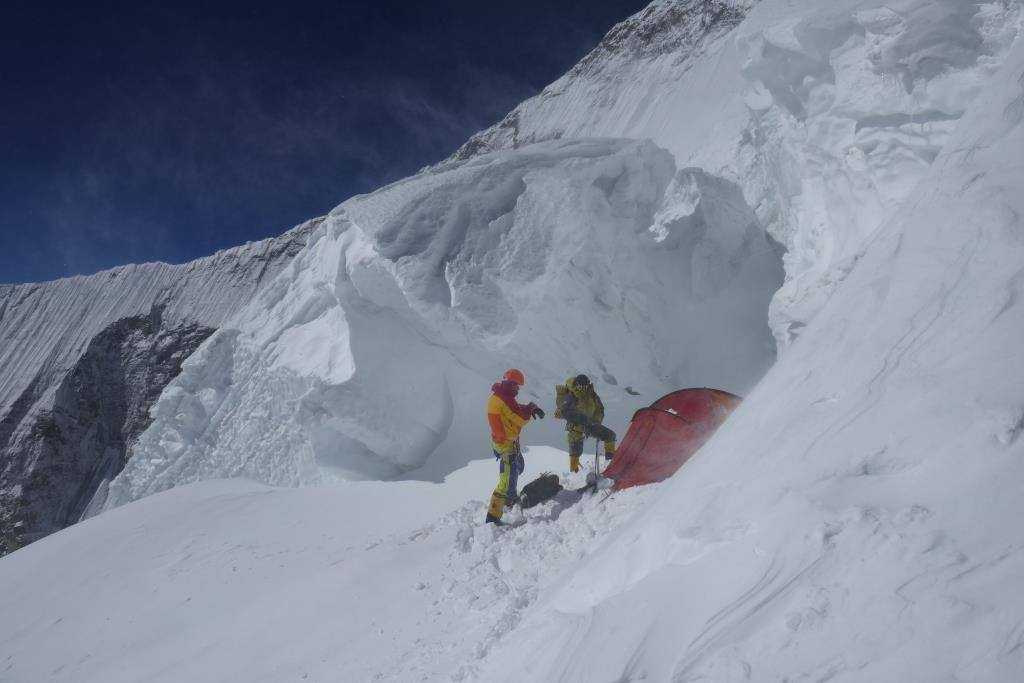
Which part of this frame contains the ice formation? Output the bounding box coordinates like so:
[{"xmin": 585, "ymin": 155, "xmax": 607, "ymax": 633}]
[
  {"xmin": 110, "ymin": 0, "xmax": 1021, "ymax": 503},
  {"xmin": 109, "ymin": 139, "xmax": 783, "ymax": 505},
  {"xmin": 458, "ymin": 0, "xmax": 1022, "ymax": 349}
]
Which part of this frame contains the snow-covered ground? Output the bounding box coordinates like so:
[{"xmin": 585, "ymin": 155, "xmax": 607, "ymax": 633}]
[
  {"xmin": 0, "ymin": 448, "xmax": 655, "ymax": 682},
  {"xmin": 472, "ymin": 15, "xmax": 1024, "ymax": 683}
]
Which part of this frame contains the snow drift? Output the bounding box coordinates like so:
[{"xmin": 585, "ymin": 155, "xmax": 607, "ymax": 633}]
[{"xmin": 109, "ymin": 138, "xmax": 783, "ymax": 506}]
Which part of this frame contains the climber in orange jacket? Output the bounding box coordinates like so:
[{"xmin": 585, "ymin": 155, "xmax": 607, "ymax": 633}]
[{"xmin": 486, "ymin": 368, "xmax": 544, "ymax": 524}]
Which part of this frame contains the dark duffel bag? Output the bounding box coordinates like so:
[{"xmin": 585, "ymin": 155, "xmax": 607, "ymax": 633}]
[{"xmin": 519, "ymin": 473, "xmax": 563, "ymax": 509}]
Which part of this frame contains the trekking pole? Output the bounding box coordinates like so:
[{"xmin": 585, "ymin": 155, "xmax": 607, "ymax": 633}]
[{"xmin": 594, "ymin": 438, "xmax": 600, "ymax": 479}]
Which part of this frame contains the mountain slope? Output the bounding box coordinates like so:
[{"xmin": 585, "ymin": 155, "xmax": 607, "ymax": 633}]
[
  {"xmin": 107, "ymin": 0, "xmax": 1021, "ymax": 507},
  {"xmin": 456, "ymin": 0, "xmax": 1021, "ymax": 349},
  {"xmin": 0, "ymin": 451, "xmax": 656, "ymax": 683},
  {"xmin": 474, "ymin": 22, "xmax": 1024, "ymax": 682},
  {"xmin": 2, "ymin": 0, "xmax": 1024, "ymax": 681},
  {"xmin": 0, "ymin": 220, "xmax": 317, "ymax": 547}
]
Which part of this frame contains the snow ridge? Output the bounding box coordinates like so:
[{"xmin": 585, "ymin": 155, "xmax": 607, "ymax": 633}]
[
  {"xmin": 452, "ymin": 0, "xmax": 755, "ymax": 162},
  {"xmin": 453, "ymin": 0, "xmax": 1022, "ymax": 353}
]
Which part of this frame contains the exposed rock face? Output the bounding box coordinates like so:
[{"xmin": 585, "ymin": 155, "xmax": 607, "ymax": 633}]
[
  {"xmin": 0, "ymin": 219, "xmax": 320, "ymax": 551},
  {"xmin": 0, "ymin": 311, "xmax": 214, "ymax": 541},
  {"xmin": 572, "ymin": 0, "xmax": 750, "ymax": 69}
]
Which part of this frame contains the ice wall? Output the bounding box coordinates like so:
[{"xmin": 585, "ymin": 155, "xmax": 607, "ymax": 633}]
[
  {"xmin": 109, "ymin": 139, "xmax": 784, "ymax": 505},
  {"xmin": 455, "ymin": 0, "xmax": 1022, "ymax": 350},
  {"xmin": 107, "ymin": 0, "xmax": 1023, "ymax": 507}
]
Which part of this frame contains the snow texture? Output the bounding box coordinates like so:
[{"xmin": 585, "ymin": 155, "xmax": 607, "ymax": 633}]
[
  {"xmin": 472, "ymin": 8, "xmax": 1024, "ymax": 682},
  {"xmin": 0, "ymin": 452, "xmax": 655, "ymax": 682},
  {"xmin": 109, "ymin": 138, "xmax": 783, "ymax": 505},
  {"xmin": 3, "ymin": 0, "xmax": 1024, "ymax": 681},
  {"xmin": 456, "ymin": 0, "xmax": 1021, "ymax": 350}
]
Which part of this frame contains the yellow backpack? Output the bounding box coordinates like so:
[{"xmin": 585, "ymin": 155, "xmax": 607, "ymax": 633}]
[{"xmin": 554, "ymin": 384, "xmax": 569, "ymax": 420}]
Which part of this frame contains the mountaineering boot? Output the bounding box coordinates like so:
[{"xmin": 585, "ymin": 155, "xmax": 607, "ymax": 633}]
[
  {"xmin": 485, "ymin": 513, "xmax": 504, "ymax": 525},
  {"xmin": 569, "ymin": 455, "xmax": 580, "ymax": 473},
  {"xmin": 486, "ymin": 493, "xmax": 505, "ymax": 524}
]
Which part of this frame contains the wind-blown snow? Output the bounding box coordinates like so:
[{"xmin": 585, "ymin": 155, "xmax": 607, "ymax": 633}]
[{"xmin": 109, "ymin": 138, "xmax": 782, "ymax": 505}]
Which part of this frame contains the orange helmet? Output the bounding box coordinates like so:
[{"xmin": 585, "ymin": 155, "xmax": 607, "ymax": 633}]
[{"xmin": 503, "ymin": 368, "xmax": 526, "ymax": 386}]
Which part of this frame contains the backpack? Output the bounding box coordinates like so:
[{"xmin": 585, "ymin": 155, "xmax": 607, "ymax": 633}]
[
  {"xmin": 554, "ymin": 384, "xmax": 568, "ymax": 420},
  {"xmin": 520, "ymin": 473, "xmax": 563, "ymax": 509}
]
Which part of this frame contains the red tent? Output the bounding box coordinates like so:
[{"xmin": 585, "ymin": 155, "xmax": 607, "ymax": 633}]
[{"xmin": 602, "ymin": 388, "xmax": 741, "ymax": 490}]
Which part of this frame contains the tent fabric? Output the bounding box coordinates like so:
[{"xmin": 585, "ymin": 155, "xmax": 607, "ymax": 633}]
[{"xmin": 603, "ymin": 388, "xmax": 741, "ymax": 490}]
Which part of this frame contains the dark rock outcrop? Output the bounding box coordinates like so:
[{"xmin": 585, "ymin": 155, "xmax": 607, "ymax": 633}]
[
  {"xmin": 0, "ymin": 219, "xmax": 322, "ymax": 552},
  {"xmin": 0, "ymin": 310, "xmax": 214, "ymax": 543}
]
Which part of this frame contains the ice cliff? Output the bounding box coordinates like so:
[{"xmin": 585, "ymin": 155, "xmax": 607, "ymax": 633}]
[
  {"xmin": 457, "ymin": 0, "xmax": 1021, "ymax": 349},
  {"xmin": 109, "ymin": 0, "xmax": 1021, "ymax": 505},
  {"xmin": 108, "ymin": 138, "xmax": 784, "ymax": 505}
]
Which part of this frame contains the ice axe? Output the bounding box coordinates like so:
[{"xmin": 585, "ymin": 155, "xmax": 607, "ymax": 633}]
[{"xmin": 579, "ymin": 438, "xmax": 606, "ymax": 493}]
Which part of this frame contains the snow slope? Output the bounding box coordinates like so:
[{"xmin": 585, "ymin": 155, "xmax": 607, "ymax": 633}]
[
  {"xmin": 108, "ymin": 138, "xmax": 783, "ymax": 506},
  {"xmin": 3, "ymin": 0, "xmax": 1024, "ymax": 681},
  {"xmin": 0, "ymin": 221, "xmax": 316, "ymax": 544},
  {"xmin": 471, "ymin": 17, "xmax": 1024, "ymax": 683},
  {"xmin": 0, "ymin": 451, "xmax": 655, "ymax": 682}
]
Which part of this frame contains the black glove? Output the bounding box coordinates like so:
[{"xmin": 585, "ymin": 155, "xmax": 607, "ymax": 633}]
[{"xmin": 531, "ymin": 405, "xmax": 545, "ymax": 420}]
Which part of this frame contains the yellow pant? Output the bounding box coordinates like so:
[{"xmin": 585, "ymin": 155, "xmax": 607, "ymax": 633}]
[{"xmin": 487, "ymin": 447, "xmax": 523, "ymax": 521}]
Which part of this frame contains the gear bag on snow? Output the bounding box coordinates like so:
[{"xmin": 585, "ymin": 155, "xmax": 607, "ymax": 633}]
[{"xmin": 519, "ymin": 473, "xmax": 563, "ymax": 509}]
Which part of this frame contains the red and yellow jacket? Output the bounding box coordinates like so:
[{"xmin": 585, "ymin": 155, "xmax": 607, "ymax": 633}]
[{"xmin": 487, "ymin": 380, "xmax": 533, "ymax": 453}]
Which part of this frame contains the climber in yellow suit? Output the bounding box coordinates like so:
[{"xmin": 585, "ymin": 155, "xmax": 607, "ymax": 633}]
[
  {"xmin": 556, "ymin": 374, "xmax": 616, "ymax": 472},
  {"xmin": 486, "ymin": 368, "xmax": 544, "ymax": 524}
]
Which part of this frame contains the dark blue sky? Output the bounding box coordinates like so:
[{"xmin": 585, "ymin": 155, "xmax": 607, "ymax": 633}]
[{"xmin": 1, "ymin": 1, "xmax": 648, "ymax": 284}]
